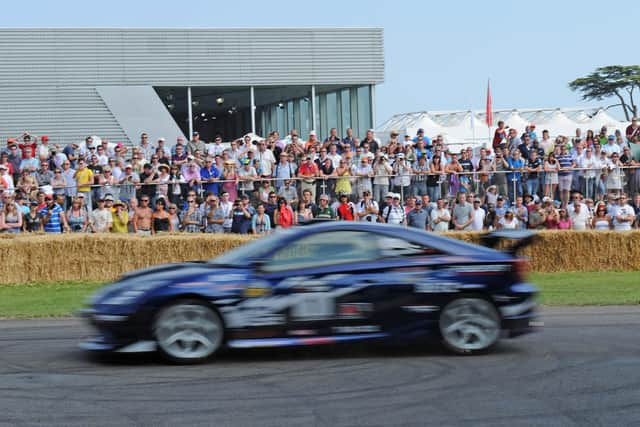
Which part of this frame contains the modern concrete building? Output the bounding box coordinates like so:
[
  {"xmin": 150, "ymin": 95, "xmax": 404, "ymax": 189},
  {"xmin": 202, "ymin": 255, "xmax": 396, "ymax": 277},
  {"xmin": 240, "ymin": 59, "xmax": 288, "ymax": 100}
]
[{"xmin": 0, "ymin": 28, "xmax": 384, "ymax": 145}]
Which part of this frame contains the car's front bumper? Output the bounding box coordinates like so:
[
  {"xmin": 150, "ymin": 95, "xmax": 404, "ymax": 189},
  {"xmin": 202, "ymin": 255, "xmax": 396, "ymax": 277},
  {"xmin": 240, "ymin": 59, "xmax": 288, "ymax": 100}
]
[{"xmin": 78, "ymin": 308, "xmax": 155, "ymax": 353}]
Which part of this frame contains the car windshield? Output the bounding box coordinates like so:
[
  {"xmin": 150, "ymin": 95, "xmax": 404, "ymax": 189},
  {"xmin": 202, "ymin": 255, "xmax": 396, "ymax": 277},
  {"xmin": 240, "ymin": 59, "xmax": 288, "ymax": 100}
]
[{"xmin": 208, "ymin": 228, "xmax": 295, "ymax": 266}]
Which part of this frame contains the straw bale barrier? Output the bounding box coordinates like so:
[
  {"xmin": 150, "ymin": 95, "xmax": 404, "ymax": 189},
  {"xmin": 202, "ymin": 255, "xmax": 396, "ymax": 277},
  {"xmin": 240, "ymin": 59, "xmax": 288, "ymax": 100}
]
[{"xmin": 0, "ymin": 230, "xmax": 638, "ymax": 284}]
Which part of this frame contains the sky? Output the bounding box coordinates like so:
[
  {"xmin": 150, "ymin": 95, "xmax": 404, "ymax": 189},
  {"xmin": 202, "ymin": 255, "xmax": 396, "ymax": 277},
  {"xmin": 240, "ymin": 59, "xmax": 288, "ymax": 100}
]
[{"xmin": 1, "ymin": 0, "xmax": 637, "ymax": 125}]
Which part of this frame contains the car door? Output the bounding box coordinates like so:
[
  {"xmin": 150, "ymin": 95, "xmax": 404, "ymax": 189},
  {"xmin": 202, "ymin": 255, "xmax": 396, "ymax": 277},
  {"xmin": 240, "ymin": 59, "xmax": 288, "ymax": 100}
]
[{"xmin": 255, "ymin": 230, "xmax": 384, "ymax": 337}]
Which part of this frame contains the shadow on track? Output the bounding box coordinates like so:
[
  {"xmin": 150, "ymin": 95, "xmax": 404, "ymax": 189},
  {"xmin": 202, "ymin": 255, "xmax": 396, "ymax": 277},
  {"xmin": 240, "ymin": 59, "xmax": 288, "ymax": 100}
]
[{"xmin": 84, "ymin": 338, "xmax": 529, "ymax": 366}]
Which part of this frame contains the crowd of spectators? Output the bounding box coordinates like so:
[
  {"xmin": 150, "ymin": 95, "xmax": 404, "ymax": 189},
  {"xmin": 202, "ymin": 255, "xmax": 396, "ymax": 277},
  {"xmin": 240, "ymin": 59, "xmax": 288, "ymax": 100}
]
[{"xmin": 1, "ymin": 119, "xmax": 640, "ymax": 234}]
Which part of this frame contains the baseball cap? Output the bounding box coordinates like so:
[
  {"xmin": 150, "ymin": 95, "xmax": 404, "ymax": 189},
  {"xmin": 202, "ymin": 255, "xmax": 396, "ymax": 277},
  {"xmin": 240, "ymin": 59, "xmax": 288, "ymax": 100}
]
[
  {"xmin": 319, "ymin": 194, "xmax": 329, "ymax": 201},
  {"xmin": 385, "ymin": 192, "xmax": 394, "ymax": 198},
  {"xmin": 417, "ymin": 128, "xmax": 424, "ymax": 133},
  {"xmin": 242, "ymin": 159, "xmax": 250, "ymax": 165},
  {"xmin": 41, "ymin": 135, "xmax": 49, "ymax": 142},
  {"xmin": 474, "ymin": 198, "xmax": 481, "ymax": 203},
  {"xmin": 607, "ymin": 135, "xmax": 616, "ymax": 140},
  {"xmin": 393, "ymin": 193, "xmax": 401, "ymax": 199},
  {"xmin": 415, "ymin": 199, "xmax": 423, "ymax": 204},
  {"xmin": 0, "ymin": 165, "xmax": 6, "ymax": 170},
  {"xmin": 104, "ymin": 194, "xmax": 114, "ymax": 202}
]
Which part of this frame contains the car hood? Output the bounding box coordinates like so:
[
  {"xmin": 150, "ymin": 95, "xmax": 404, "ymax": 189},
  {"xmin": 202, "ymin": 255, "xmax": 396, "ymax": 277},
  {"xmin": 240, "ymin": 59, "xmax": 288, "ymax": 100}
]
[{"xmin": 91, "ymin": 262, "xmax": 250, "ymax": 305}]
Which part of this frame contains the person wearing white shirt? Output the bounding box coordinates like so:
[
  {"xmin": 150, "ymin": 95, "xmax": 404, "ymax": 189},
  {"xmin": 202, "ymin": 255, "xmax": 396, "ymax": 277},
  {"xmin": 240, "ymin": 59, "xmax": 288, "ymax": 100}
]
[
  {"xmin": 578, "ymin": 147, "xmax": 599, "ymax": 200},
  {"xmin": 471, "ymin": 198, "xmax": 486, "ymax": 231},
  {"xmin": 207, "ymin": 136, "xmax": 227, "ymax": 157},
  {"xmin": 326, "ymin": 144, "xmax": 342, "ymax": 170},
  {"xmin": 601, "ymin": 135, "xmax": 621, "ymax": 156},
  {"xmin": 430, "ymin": 198, "xmax": 451, "ymax": 232},
  {"xmin": 568, "ymin": 198, "xmax": 590, "ymax": 230},
  {"xmin": 254, "ymin": 142, "xmax": 276, "ymax": 178},
  {"xmin": 613, "ymin": 194, "xmax": 635, "ymax": 231}
]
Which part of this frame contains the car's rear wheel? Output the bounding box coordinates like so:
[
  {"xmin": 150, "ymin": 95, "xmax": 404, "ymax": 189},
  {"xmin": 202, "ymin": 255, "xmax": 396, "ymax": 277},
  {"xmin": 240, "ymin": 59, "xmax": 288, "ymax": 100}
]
[
  {"xmin": 153, "ymin": 300, "xmax": 224, "ymax": 364},
  {"xmin": 439, "ymin": 297, "xmax": 500, "ymax": 354}
]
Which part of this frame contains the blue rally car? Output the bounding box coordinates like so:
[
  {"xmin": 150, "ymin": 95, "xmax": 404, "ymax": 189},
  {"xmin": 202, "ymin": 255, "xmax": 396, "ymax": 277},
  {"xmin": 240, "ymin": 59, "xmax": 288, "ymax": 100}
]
[{"xmin": 81, "ymin": 222, "xmax": 538, "ymax": 363}]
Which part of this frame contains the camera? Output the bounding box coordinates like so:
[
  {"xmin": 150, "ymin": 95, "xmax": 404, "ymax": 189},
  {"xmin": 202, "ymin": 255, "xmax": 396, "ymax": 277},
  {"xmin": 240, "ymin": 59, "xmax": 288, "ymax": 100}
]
[{"xmin": 366, "ymin": 215, "xmax": 372, "ymax": 222}]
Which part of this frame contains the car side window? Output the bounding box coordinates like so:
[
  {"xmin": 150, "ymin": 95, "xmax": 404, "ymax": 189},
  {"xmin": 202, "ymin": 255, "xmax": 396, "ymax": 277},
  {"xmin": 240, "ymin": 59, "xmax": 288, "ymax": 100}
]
[
  {"xmin": 377, "ymin": 236, "xmax": 444, "ymax": 257},
  {"xmin": 262, "ymin": 231, "xmax": 380, "ymax": 272}
]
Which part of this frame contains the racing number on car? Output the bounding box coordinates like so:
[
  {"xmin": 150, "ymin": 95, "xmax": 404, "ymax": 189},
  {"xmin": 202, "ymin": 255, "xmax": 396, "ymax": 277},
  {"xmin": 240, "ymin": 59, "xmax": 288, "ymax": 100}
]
[
  {"xmin": 277, "ymin": 276, "xmax": 337, "ymax": 321},
  {"xmin": 291, "ymin": 294, "xmax": 334, "ymax": 320}
]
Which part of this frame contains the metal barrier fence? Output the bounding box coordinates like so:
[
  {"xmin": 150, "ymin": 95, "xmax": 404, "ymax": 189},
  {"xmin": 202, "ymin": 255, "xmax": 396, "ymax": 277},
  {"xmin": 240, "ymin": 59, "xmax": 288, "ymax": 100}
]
[{"xmin": 11, "ymin": 164, "xmax": 640, "ymax": 205}]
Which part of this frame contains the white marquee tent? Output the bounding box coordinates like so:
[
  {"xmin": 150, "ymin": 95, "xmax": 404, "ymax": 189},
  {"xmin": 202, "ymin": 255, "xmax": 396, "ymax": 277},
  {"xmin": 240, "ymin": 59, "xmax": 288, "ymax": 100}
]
[{"xmin": 376, "ymin": 107, "xmax": 630, "ymax": 151}]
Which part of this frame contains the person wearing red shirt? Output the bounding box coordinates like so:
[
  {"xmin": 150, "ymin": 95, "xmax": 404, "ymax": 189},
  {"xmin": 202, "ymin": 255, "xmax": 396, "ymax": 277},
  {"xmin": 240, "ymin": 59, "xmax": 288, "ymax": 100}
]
[
  {"xmin": 275, "ymin": 197, "xmax": 295, "ymax": 228},
  {"xmin": 336, "ymin": 193, "xmax": 355, "ymax": 221},
  {"xmin": 493, "ymin": 121, "xmax": 508, "ymax": 150},
  {"xmin": 17, "ymin": 134, "xmax": 38, "ymax": 160},
  {"xmin": 626, "ymin": 117, "xmax": 640, "ymax": 141},
  {"xmin": 298, "ymin": 155, "xmax": 319, "ymax": 202}
]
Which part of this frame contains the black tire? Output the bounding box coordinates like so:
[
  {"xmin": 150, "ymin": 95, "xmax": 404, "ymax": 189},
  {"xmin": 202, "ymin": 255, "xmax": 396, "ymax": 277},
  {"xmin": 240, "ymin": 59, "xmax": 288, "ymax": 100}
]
[
  {"xmin": 438, "ymin": 296, "xmax": 500, "ymax": 355},
  {"xmin": 153, "ymin": 299, "xmax": 224, "ymax": 364}
]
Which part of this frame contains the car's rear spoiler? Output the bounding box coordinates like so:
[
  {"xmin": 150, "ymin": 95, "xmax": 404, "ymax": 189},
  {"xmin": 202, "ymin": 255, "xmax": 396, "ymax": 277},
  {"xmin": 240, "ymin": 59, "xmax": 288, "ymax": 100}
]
[{"xmin": 480, "ymin": 230, "xmax": 538, "ymax": 254}]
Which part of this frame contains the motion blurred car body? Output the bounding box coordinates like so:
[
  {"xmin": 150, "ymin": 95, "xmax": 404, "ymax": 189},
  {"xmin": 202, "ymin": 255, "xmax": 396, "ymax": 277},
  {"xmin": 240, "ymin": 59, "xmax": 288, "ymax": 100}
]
[{"xmin": 81, "ymin": 222, "xmax": 538, "ymax": 363}]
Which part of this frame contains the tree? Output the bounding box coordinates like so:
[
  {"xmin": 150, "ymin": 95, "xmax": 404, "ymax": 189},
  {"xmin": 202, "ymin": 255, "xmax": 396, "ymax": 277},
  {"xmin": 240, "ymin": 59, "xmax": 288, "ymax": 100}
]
[{"xmin": 569, "ymin": 65, "xmax": 640, "ymax": 121}]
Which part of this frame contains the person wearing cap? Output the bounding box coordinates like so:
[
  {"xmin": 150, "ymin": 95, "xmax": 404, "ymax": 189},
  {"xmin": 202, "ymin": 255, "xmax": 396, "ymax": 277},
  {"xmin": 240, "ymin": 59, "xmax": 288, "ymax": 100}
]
[
  {"xmin": 601, "ymin": 134, "xmax": 621, "ymax": 157},
  {"xmin": 187, "ymin": 132, "xmax": 207, "ymax": 156},
  {"xmin": 207, "ymin": 135, "xmax": 225, "ymax": 158},
  {"xmin": 198, "ymin": 158, "xmax": 219, "ymax": 196},
  {"xmin": 380, "ymin": 193, "xmax": 406, "ymax": 225},
  {"xmin": 0, "ymin": 164, "xmax": 14, "ymax": 193},
  {"xmin": 406, "ymin": 198, "xmax": 428, "ymax": 230},
  {"xmin": 313, "ymin": 193, "xmax": 335, "ymax": 220},
  {"xmin": 41, "ymin": 193, "xmax": 69, "ymax": 233},
  {"xmin": 110, "ymin": 200, "xmax": 129, "ymax": 233},
  {"xmin": 335, "ymin": 193, "xmax": 356, "ymax": 221},
  {"xmin": 254, "ymin": 139, "xmax": 275, "ymax": 179},
  {"xmin": 467, "ymin": 197, "xmax": 485, "ymax": 231},
  {"xmin": 237, "ymin": 157, "xmax": 258, "ymax": 197},
  {"xmin": 372, "ymin": 152, "xmax": 393, "ymax": 204},
  {"xmin": 355, "ymin": 190, "xmax": 379, "ymax": 222}
]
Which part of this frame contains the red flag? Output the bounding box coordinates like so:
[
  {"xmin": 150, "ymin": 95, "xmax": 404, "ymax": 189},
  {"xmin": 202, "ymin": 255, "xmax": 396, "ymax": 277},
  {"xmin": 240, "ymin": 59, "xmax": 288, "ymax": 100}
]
[{"xmin": 485, "ymin": 80, "xmax": 493, "ymax": 127}]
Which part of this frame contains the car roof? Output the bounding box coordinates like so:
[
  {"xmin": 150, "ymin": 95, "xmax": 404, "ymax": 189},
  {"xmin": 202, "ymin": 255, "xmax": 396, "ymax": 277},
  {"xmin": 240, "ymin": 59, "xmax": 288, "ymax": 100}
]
[{"xmin": 285, "ymin": 222, "xmax": 511, "ymax": 260}]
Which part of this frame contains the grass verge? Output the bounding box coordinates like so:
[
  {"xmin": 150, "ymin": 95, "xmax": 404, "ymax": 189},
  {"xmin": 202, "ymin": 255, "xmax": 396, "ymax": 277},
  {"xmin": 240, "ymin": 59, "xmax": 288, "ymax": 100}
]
[
  {"xmin": 0, "ymin": 272, "xmax": 638, "ymax": 318},
  {"xmin": 532, "ymin": 271, "xmax": 640, "ymax": 306},
  {"xmin": 0, "ymin": 281, "xmax": 104, "ymax": 318}
]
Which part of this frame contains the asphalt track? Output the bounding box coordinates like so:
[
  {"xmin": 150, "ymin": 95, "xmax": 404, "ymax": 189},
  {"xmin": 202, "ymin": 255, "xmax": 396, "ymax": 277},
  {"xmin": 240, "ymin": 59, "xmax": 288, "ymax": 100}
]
[{"xmin": 0, "ymin": 307, "xmax": 639, "ymax": 427}]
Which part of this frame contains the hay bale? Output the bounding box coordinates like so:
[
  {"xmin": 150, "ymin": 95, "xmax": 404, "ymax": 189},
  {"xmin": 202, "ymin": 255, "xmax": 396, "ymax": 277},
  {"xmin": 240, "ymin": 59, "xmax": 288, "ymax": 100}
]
[{"xmin": 0, "ymin": 231, "xmax": 639, "ymax": 284}]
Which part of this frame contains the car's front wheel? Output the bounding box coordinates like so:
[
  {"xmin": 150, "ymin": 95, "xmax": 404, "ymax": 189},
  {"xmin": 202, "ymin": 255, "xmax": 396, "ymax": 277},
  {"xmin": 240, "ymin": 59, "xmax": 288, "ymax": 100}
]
[
  {"xmin": 439, "ymin": 297, "xmax": 500, "ymax": 354},
  {"xmin": 153, "ymin": 300, "xmax": 224, "ymax": 364}
]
